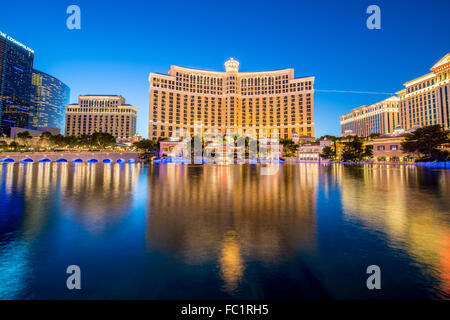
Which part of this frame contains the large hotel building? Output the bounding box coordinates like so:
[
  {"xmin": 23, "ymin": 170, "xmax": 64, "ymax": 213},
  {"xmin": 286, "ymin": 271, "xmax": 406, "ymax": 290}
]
[
  {"xmin": 65, "ymin": 95, "xmax": 137, "ymax": 139},
  {"xmin": 340, "ymin": 96, "xmax": 400, "ymax": 136},
  {"xmin": 0, "ymin": 30, "xmax": 34, "ymax": 135},
  {"xmin": 31, "ymin": 69, "xmax": 70, "ymax": 133},
  {"xmin": 340, "ymin": 53, "xmax": 450, "ymax": 136},
  {"xmin": 149, "ymin": 58, "xmax": 315, "ymax": 140},
  {"xmin": 397, "ymin": 53, "xmax": 449, "ymax": 131}
]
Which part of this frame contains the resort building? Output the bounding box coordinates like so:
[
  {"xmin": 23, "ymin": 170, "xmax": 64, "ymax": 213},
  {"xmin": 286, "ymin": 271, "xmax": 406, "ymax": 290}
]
[
  {"xmin": 340, "ymin": 53, "xmax": 450, "ymax": 136},
  {"xmin": 31, "ymin": 70, "xmax": 70, "ymax": 133},
  {"xmin": 149, "ymin": 58, "xmax": 315, "ymax": 140},
  {"xmin": 397, "ymin": 53, "xmax": 450, "ymax": 131},
  {"xmin": 0, "ymin": 30, "xmax": 34, "ymax": 136},
  {"xmin": 367, "ymin": 130, "xmax": 412, "ymax": 163},
  {"xmin": 65, "ymin": 95, "xmax": 137, "ymax": 139},
  {"xmin": 340, "ymin": 96, "xmax": 400, "ymax": 137},
  {"xmin": 297, "ymin": 139, "xmax": 331, "ymax": 162},
  {"xmin": 159, "ymin": 140, "xmax": 187, "ymax": 158}
]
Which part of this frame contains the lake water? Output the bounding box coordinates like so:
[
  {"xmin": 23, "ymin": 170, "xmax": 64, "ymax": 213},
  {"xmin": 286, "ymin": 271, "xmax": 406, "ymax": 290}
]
[{"xmin": 0, "ymin": 163, "xmax": 449, "ymax": 300}]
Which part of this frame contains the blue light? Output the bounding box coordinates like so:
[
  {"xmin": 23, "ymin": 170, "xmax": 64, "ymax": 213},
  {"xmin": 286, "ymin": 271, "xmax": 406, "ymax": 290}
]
[
  {"xmin": 128, "ymin": 159, "xmax": 135, "ymax": 164},
  {"xmin": 1, "ymin": 158, "xmax": 15, "ymax": 163},
  {"xmin": 117, "ymin": 158, "xmax": 126, "ymax": 164},
  {"xmin": 39, "ymin": 158, "xmax": 51, "ymax": 163},
  {"xmin": 72, "ymin": 159, "xmax": 83, "ymax": 163},
  {"xmin": 153, "ymin": 157, "xmax": 188, "ymax": 164},
  {"xmin": 87, "ymin": 159, "xmax": 98, "ymax": 163},
  {"xmin": 56, "ymin": 158, "xmax": 68, "ymax": 163},
  {"xmin": 13, "ymin": 66, "xmax": 24, "ymax": 72},
  {"xmin": 103, "ymin": 159, "xmax": 112, "ymax": 164},
  {"xmin": 20, "ymin": 158, "xmax": 33, "ymax": 163}
]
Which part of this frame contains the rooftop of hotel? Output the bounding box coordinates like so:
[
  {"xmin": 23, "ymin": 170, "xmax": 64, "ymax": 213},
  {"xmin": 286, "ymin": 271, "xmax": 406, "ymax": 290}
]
[
  {"xmin": 149, "ymin": 58, "xmax": 314, "ymax": 79},
  {"xmin": 81, "ymin": 94, "xmax": 123, "ymax": 97}
]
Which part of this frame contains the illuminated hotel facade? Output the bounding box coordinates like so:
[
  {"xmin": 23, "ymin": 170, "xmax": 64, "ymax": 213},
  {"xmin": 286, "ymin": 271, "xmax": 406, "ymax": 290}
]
[
  {"xmin": 31, "ymin": 69, "xmax": 70, "ymax": 133},
  {"xmin": 149, "ymin": 58, "xmax": 315, "ymax": 140},
  {"xmin": 0, "ymin": 30, "xmax": 34, "ymax": 135},
  {"xmin": 340, "ymin": 53, "xmax": 450, "ymax": 137},
  {"xmin": 340, "ymin": 96, "xmax": 400, "ymax": 136},
  {"xmin": 397, "ymin": 53, "xmax": 450, "ymax": 131},
  {"xmin": 65, "ymin": 95, "xmax": 137, "ymax": 138}
]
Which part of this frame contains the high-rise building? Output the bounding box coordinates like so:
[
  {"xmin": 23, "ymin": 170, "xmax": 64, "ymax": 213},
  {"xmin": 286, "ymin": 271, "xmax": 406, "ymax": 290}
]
[
  {"xmin": 0, "ymin": 30, "xmax": 34, "ymax": 136},
  {"xmin": 65, "ymin": 95, "xmax": 137, "ymax": 138},
  {"xmin": 397, "ymin": 53, "xmax": 450, "ymax": 130},
  {"xmin": 31, "ymin": 70, "xmax": 70, "ymax": 133},
  {"xmin": 339, "ymin": 53, "xmax": 450, "ymax": 135},
  {"xmin": 340, "ymin": 96, "xmax": 399, "ymax": 137},
  {"xmin": 149, "ymin": 58, "xmax": 315, "ymax": 140}
]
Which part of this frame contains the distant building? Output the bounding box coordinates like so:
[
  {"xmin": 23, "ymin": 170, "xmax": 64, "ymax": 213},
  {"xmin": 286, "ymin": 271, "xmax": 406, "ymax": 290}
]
[
  {"xmin": 397, "ymin": 53, "xmax": 450, "ymax": 131},
  {"xmin": 340, "ymin": 96, "xmax": 399, "ymax": 137},
  {"xmin": 65, "ymin": 95, "xmax": 137, "ymax": 139},
  {"xmin": 31, "ymin": 70, "xmax": 70, "ymax": 133},
  {"xmin": 368, "ymin": 133, "xmax": 411, "ymax": 163},
  {"xmin": 10, "ymin": 126, "xmax": 60, "ymax": 138},
  {"xmin": 149, "ymin": 58, "xmax": 315, "ymax": 140},
  {"xmin": 160, "ymin": 140, "xmax": 187, "ymax": 158},
  {"xmin": 340, "ymin": 53, "xmax": 450, "ymax": 136},
  {"xmin": 132, "ymin": 133, "xmax": 142, "ymax": 142},
  {"xmin": 0, "ymin": 30, "xmax": 34, "ymax": 136},
  {"xmin": 297, "ymin": 139, "xmax": 331, "ymax": 162}
]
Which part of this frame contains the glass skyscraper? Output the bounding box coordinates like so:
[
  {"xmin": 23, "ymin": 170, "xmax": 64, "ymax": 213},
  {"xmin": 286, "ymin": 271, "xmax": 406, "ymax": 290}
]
[
  {"xmin": 0, "ymin": 30, "xmax": 34, "ymax": 136},
  {"xmin": 31, "ymin": 70, "xmax": 70, "ymax": 133}
]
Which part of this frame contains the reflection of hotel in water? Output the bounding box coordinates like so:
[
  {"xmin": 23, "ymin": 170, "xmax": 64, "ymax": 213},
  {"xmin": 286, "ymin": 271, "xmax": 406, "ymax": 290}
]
[
  {"xmin": 0, "ymin": 163, "xmax": 141, "ymax": 234},
  {"xmin": 333, "ymin": 165, "xmax": 450, "ymax": 297},
  {"xmin": 145, "ymin": 164, "xmax": 319, "ymax": 293}
]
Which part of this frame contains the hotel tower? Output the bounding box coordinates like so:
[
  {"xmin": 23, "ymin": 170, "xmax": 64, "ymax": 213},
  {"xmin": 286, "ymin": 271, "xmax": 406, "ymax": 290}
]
[
  {"xmin": 340, "ymin": 96, "xmax": 400, "ymax": 137},
  {"xmin": 65, "ymin": 95, "xmax": 137, "ymax": 139},
  {"xmin": 149, "ymin": 58, "xmax": 315, "ymax": 140},
  {"xmin": 339, "ymin": 53, "xmax": 450, "ymax": 137},
  {"xmin": 397, "ymin": 53, "xmax": 450, "ymax": 131}
]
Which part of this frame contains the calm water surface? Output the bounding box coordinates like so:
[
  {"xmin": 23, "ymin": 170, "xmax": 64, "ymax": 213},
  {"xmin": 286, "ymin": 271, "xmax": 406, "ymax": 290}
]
[{"xmin": 0, "ymin": 163, "xmax": 449, "ymax": 299}]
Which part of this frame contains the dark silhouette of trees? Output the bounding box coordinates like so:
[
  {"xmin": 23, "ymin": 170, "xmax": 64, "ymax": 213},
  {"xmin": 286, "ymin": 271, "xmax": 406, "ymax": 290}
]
[{"xmin": 401, "ymin": 125, "xmax": 450, "ymax": 161}]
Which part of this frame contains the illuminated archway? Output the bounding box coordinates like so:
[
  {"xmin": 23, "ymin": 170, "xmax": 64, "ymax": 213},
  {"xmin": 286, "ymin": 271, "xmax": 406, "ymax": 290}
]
[
  {"xmin": 117, "ymin": 158, "xmax": 126, "ymax": 164},
  {"xmin": 87, "ymin": 159, "xmax": 98, "ymax": 163},
  {"xmin": 39, "ymin": 158, "xmax": 51, "ymax": 163},
  {"xmin": 103, "ymin": 159, "xmax": 113, "ymax": 164},
  {"xmin": 1, "ymin": 158, "xmax": 15, "ymax": 163},
  {"xmin": 20, "ymin": 158, "xmax": 34, "ymax": 163},
  {"xmin": 56, "ymin": 158, "xmax": 68, "ymax": 163},
  {"xmin": 72, "ymin": 158, "xmax": 83, "ymax": 163}
]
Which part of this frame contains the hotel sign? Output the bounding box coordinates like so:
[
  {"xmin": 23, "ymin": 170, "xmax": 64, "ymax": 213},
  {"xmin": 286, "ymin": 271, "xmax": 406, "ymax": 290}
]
[
  {"xmin": 0, "ymin": 30, "xmax": 34, "ymax": 54},
  {"xmin": 434, "ymin": 62, "xmax": 450, "ymax": 73}
]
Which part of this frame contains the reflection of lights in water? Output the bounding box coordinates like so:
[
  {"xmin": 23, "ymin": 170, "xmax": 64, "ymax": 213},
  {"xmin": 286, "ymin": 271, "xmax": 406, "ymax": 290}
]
[
  {"xmin": 5, "ymin": 164, "xmax": 14, "ymax": 195},
  {"xmin": 124, "ymin": 164, "xmax": 130, "ymax": 191},
  {"xmin": 87, "ymin": 163, "xmax": 96, "ymax": 192},
  {"xmin": 219, "ymin": 230, "xmax": 245, "ymax": 294},
  {"xmin": 103, "ymin": 163, "xmax": 112, "ymax": 192},
  {"xmin": 113, "ymin": 163, "xmax": 120, "ymax": 193},
  {"xmin": 440, "ymin": 233, "xmax": 450, "ymax": 297},
  {"xmin": 25, "ymin": 163, "xmax": 33, "ymax": 196},
  {"xmin": 338, "ymin": 165, "xmax": 450, "ymax": 298},
  {"xmin": 60, "ymin": 162, "xmax": 68, "ymax": 191}
]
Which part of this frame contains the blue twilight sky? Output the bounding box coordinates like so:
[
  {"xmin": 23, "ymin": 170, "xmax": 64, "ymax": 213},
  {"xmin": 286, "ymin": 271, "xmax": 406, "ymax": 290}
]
[{"xmin": 1, "ymin": 0, "xmax": 449, "ymax": 138}]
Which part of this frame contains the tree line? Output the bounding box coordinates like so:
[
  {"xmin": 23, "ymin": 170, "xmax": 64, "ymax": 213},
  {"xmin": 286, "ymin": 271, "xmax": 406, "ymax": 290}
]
[{"xmin": 319, "ymin": 125, "xmax": 449, "ymax": 162}]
